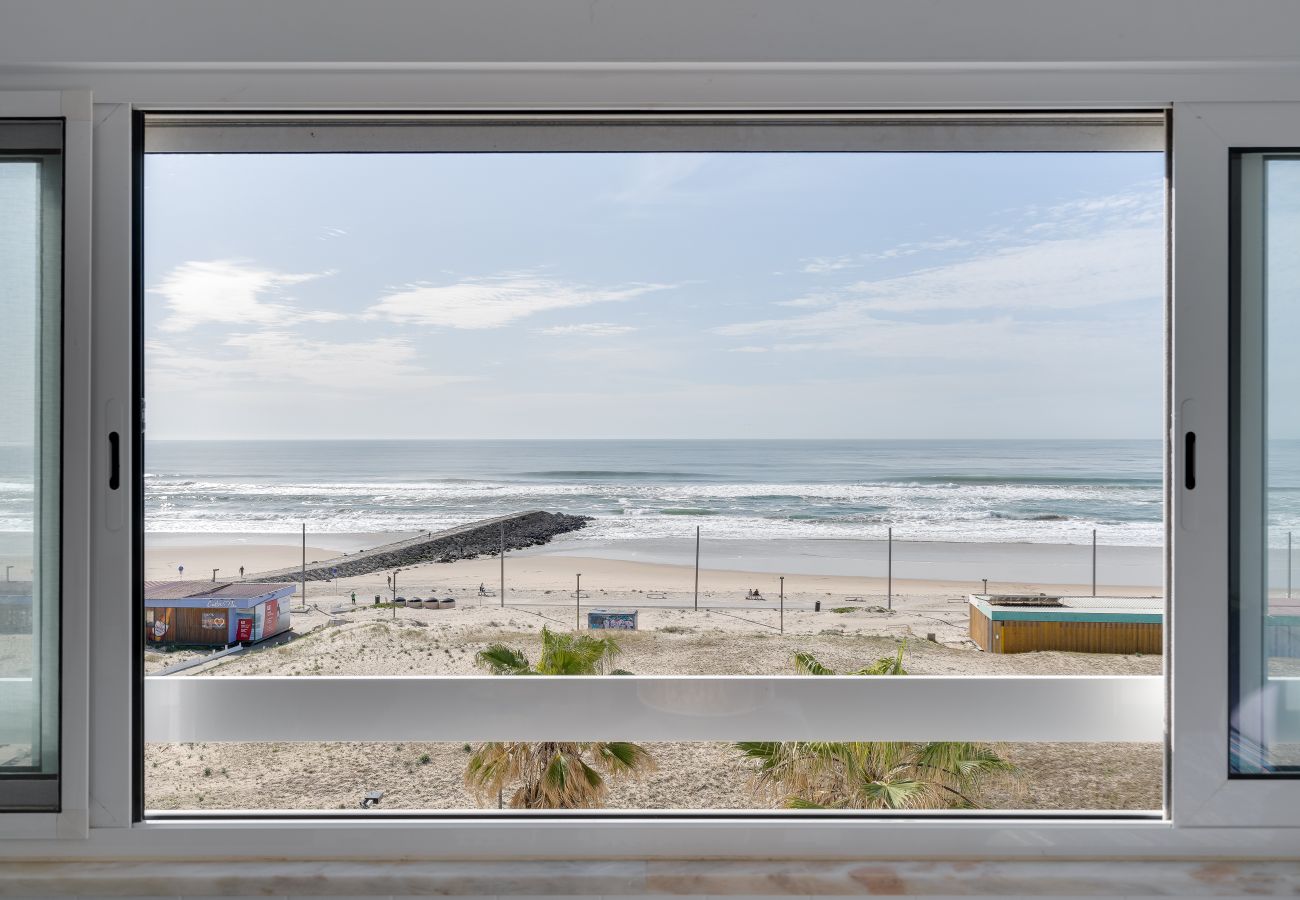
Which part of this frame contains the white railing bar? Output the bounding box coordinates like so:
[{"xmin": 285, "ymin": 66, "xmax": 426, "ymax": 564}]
[{"xmin": 144, "ymin": 675, "xmax": 1163, "ymax": 743}]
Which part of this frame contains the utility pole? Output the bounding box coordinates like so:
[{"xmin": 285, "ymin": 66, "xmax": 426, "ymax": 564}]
[
  {"xmin": 500, "ymin": 522, "xmax": 505, "ymax": 610},
  {"xmin": 1091, "ymin": 528, "xmax": 1097, "ymax": 597},
  {"xmin": 887, "ymin": 527, "xmax": 893, "ymax": 611},
  {"xmin": 779, "ymin": 576, "xmax": 784, "ymax": 635},
  {"xmin": 391, "ymin": 569, "xmax": 401, "ymax": 621},
  {"xmin": 211, "ymin": 568, "xmax": 219, "ymax": 582},
  {"xmin": 576, "ymin": 573, "xmax": 582, "ymax": 630},
  {"xmin": 694, "ymin": 525, "xmax": 700, "ymax": 611},
  {"xmin": 301, "ymin": 522, "xmax": 307, "ymax": 610}
]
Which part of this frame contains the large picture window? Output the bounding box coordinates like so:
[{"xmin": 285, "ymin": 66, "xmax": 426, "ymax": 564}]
[{"xmin": 140, "ymin": 113, "xmax": 1167, "ymax": 816}]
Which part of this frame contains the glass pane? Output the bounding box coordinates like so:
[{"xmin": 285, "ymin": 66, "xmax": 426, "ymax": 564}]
[
  {"xmin": 0, "ymin": 126, "xmax": 61, "ymax": 809},
  {"xmin": 144, "ymin": 139, "xmax": 1165, "ymax": 812},
  {"xmin": 144, "ymin": 740, "xmax": 1161, "ymax": 813},
  {"xmin": 1233, "ymin": 153, "xmax": 1300, "ymax": 774}
]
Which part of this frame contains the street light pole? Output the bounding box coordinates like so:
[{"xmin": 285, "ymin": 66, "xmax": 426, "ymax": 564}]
[
  {"xmin": 211, "ymin": 568, "xmax": 219, "ymax": 582},
  {"xmin": 779, "ymin": 575, "xmax": 784, "ymax": 635},
  {"xmin": 576, "ymin": 573, "xmax": 582, "ymax": 630},
  {"xmin": 694, "ymin": 525, "xmax": 700, "ymax": 611},
  {"xmin": 391, "ymin": 568, "xmax": 401, "ymax": 620},
  {"xmin": 1091, "ymin": 528, "xmax": 1097, "ymax": 597},
  {"xmin": 500, "ymin": 522, "xmax": 505, "ymax": 610},
  {"xmin": 887, "ymin": 526, "xmax": 893, "ymax": 611}
]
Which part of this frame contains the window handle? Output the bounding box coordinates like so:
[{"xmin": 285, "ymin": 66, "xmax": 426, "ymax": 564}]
[
  {"xmin": 1184, "ymin": 431, "xmax": 1196, "ymax": 490},
  {"xmin": 108, "ymin": 431, "xmax": 120, "ymax": 491}
]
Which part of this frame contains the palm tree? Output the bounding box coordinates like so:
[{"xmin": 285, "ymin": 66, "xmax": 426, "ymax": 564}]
[
  {"xmin": 475, "ymin": 626, "xmax": 624, "ymax": 675},
  {"xmin": 793, "ymin": 644, "xmax": 908, "ymax": 676},
  {"xmin": 736, "ymin": 739, "xmax": 1013, "ymax": 810},
  {"xmin": 465, "ymin": 740, "xmax": 655, "ymax": 809},
  {"xmin": 465, "ymin": 627, "xmax": 654, "ymax": 808},
  {"xmin": 736, "ymin": 647, "xmax": 1014, "ymax": 810}
]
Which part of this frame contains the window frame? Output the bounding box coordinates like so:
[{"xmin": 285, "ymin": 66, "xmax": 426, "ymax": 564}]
[
  {"xmin": 0, "ymin": 90, "xmax": 92, "ymax": 839},
  {"xmin": 1169, "ymin": 102, "xmax": 1300, "ymax": 827},
  {"xmin": 8, "ymin": 97, "xmax": 1300, "ymax": 859},
  {"xmin": 134, "ymin": 109, "xmax": 1171, "ymax": 821}
]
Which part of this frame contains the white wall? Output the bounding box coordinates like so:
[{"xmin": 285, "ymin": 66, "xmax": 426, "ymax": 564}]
[
  {"xmin": 1, "ymin": 0, "xmax": 1300, "ymax": 65},
  {"xmin": 4, "ymin": 0, "xmax": 1300, "ymax": 106}
]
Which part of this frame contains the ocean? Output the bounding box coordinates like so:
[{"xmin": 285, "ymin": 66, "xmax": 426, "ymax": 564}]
[{"xmin": 137, "ymin": 438, "xmax": 1168, "ymax": 547}]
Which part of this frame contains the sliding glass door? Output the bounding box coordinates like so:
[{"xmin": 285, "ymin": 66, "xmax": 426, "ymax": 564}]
[
  {"xmin": 0, "ymin": 119, "xmax": 62, "ymax": 811},
  {"xmin": 1232, "ymin": 151, "xmax": 1300, "ymax": 775}
]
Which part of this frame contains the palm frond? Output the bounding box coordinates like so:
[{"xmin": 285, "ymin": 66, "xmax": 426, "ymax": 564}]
[
  {"xmin": 855, "ymin": 642, "xmax": 909, "ymax": 675},
  {"xmin": 861, "ymin": 777, "xmax": 928, "ymax": 809},
  {"xmin": 793, "ymin": 651, "xmax": 835, "ymax": 675},
  {"xmin": 474, "ymin": 644, "xmax": 532, "ymax": 675},
  {"xmin": 783, "ymin": 797, "xmax": 828, "ymax": 809},
  {"xmin": 597, "ymin": 741, "xmax": 657, "ymax": 775}
]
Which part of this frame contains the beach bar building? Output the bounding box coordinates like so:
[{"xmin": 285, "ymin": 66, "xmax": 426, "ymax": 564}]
[
  {"xmin": 144, "ymin": 580, "xmax": 296, "ymax": 647},
  {"xmin": 969, "ymin": 594, "xmax": 1163, "ymax": 655}
]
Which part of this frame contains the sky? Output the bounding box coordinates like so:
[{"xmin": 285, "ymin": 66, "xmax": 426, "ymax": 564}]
[{"xmin": 143, "ymin": 151, "xmax": 1167, "ymax": 440}]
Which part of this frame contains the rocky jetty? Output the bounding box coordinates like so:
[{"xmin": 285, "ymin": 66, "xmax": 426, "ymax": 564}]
[{"xmin": 239, "ymin": 510, "xmax": 591, "ymax": 583}]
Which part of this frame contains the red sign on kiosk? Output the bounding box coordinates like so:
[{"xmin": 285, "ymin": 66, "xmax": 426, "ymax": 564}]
[{"xmin": 235, "ymin": 617, "xmax": 253, "ymax": 642}]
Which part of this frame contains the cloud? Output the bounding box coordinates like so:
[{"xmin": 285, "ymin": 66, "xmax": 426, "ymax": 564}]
[
  {"xmin": 365, "ymin": 274, "xmax": 671, "ymax": 329},
  {"xmin": 539, "ymin": 323, "xmax": 638, "ymax": 337},
  {"xmin": 844, "ymin": 226, "xmax": 1161, "ymax": 313},
  {"xmin": 793, "ymin": 184, "xmax": 1161, "ymax": 279},
  {"xmin": 150, "ymin": 260, "xmax": 343, "ymax": 333},
  {"xmin": 799, "ymin": 239, "xmax": 974, "ymax": 274},
  {"xmin": 722, "ymin": 220, "xmax": 1161, "ymax": 346},
  {"xmin": 148, "ymin": 333, "xmax": 474, "ymax": 392},
  {"xmin": 609, "ymin": 155, "xmax": 710, "ymax": 205},
  {"xmin": 800, "ymin": 255, "xmax": 860, "ymax": 274},
  {"xmin": 715, "ymin": 311, "xmax": 1160, "ymax": 368}
]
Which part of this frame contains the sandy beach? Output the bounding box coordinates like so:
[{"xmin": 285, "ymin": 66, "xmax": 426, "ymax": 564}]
[
  {"xmin": 143, "ymin": 531, "xmax": 1164, "ymax": 812},
  {"xmin": 144, "ymin": 532, "xmax": 1164, "ymax": 678}
]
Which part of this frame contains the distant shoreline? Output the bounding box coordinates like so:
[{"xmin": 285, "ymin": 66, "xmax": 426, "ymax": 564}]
[{"xmin": 144, "ymin": 530, "xmax": 1164, "ymax": 590}]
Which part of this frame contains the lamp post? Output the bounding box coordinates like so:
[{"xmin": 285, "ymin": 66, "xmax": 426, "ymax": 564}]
[
  {"xmin": 211, "ymin": 568, "xmax": 219, "ymax": 582},
  {"xmin": 886, "ymin": 526, "xmax": 893, "ymax": 611},
  {"xmin": 694, "ymin": 525, "xmax": 700, "ymax": 611},
  {"xmin": 576, "ymin": 573, "xmax": 582, "ymax": 630},
  {"xmin": 1091, "ymin": 528, "xmax": 1097, "ymax": 597},
  {"xmin": 391, "ymin": 568, "xmax": 401, "ymax": 620},
  {"xmin": 4, "ymin": 565, "xmax": 11, "ymax": 582}
]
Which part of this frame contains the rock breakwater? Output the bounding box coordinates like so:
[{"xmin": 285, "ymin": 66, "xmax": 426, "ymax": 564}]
[{"xmin": 239, "ymin": 510, "xmax": 590, "ymax": 583}]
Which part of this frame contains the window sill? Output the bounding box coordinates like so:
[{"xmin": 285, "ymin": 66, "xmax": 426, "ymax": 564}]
[{"xmin": 2, "ymin": 857, "xmax": 1299, "ymax": 896}]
